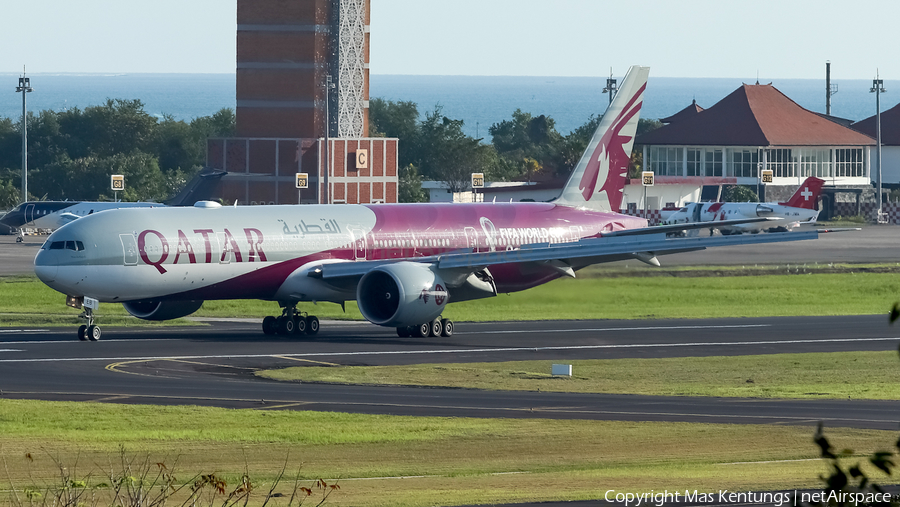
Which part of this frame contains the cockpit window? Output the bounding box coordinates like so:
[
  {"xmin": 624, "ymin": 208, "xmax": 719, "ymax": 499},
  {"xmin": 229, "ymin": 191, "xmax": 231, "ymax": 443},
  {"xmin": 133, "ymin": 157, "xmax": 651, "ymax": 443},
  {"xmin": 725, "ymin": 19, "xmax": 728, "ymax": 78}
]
[{"xmin": 43, "ymin": 240, "xmax": 84, "ymax": 251}]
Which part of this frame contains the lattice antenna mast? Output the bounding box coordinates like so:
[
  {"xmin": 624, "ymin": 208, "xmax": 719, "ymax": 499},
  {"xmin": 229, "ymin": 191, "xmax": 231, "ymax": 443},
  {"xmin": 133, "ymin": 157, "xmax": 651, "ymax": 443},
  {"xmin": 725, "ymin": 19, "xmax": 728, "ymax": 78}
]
[{"xmin": 336, "ymin": 0, "xmax": 367, "ymax": 137}]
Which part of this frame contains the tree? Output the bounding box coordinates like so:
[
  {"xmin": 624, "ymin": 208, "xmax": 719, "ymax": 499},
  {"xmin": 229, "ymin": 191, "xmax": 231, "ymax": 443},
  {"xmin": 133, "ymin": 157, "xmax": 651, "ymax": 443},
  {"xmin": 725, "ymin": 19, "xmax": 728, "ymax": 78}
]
[
  {"xmin": 490, "ymin": 109, "xmax": 565, "ymax": 179},
  {"xmin": 368, "ymin": 98, "xmax": 419, "ymax": 169},
  {"xmin": 722, "ymin": 185, "xmax": 758, "ymax": 202},
  {"xmin": 398, "ymin": 164, "xmax": 427, "ymax": 203},
  {"xmin": 418, "ymin": 107, "xmax": 496, "ymax": 193}
]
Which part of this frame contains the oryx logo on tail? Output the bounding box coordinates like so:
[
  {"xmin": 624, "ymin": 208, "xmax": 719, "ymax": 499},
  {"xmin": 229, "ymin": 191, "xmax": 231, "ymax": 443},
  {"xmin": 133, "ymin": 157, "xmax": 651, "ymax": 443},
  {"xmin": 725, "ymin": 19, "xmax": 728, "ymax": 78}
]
[
  {"xmin": 555, "ymin": 66, "xmax": 649, "ymax": 212},
  {"xmin": 578, "ymin": 82, "xmax": 646, "ymax": 207}
]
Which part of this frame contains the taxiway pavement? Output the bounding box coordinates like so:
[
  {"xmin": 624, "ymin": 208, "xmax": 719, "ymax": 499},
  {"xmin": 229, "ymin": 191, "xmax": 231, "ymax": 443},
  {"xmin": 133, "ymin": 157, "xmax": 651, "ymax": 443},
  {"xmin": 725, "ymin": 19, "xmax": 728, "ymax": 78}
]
[{"xmin": 1, "ymin": 316, "xmax": 898, "ymax": 430}]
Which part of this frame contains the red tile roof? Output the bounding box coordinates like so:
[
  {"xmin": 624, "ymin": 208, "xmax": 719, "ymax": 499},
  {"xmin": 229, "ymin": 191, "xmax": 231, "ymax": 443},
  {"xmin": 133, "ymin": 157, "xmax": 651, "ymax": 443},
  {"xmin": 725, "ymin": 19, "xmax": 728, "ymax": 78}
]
[
  {"xmin": 637, "ymin": 84, "xmax": 875, "ymax": 147},
  {"xmin": 661, "ymin": 99, "xmax": 704, "ymax": 124},
  {"xmin": 851, "ymin": 102, "xmax": 900, "ymax": 146}
]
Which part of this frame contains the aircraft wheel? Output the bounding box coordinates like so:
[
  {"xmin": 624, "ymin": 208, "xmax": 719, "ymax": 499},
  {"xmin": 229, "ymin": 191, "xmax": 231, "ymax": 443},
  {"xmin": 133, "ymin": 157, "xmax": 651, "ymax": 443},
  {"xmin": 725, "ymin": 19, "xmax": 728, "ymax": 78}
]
[
  {"xmin": 262, "ymin": 316, "xmax": 277, "ymax": 335},
  {"xmin": 430, "ymin": 318, "xmax": 443, "ymax": 337},
  {"xmin": 78, "ymin": 325, "xmax": 88, "ymax": 341},
  {"xmin": 87, "ymin": 325, "xmax": 101, "ymax": 341},
  {"xmin": 306, "ymin": 316, "xmax": 320, "ymax": 335},
  {"xmin": 396, "ymin": 326, "xmax": 411, "ymax": 338},
  {"xmin": 441, "ymin": 318, "xmax": 454, "ymax": 337},
  {"xmin": 414, "ymin": 322, "xmax": 431, "ymax": 338},
  {"xmin": 277, "ymin": 316, "xmax": 295, "ymax": 335},
  {"xmin": 293, "ymin": 317, "xmax": 307, "ymax": 335}
]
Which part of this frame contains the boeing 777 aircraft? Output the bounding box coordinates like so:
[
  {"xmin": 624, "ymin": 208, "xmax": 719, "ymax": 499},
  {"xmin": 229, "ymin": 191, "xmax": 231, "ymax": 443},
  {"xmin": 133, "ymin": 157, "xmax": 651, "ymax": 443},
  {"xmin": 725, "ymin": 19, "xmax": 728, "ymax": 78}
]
[
  {"xmin": 33, "ymin": 66, "xmax": 826, "ymax": 341},
  {"xmin": 1, "ymin": 200, "xmax": 163, "ymax": 235}
]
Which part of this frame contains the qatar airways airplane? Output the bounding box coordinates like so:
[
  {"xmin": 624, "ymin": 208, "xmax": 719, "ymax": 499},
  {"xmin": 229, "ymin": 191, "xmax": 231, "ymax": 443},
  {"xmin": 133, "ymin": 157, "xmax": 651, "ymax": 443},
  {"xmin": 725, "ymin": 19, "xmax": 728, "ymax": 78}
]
[{"xmin": 33, "ymin": 66, "xmax": 825, "ymax": 341}]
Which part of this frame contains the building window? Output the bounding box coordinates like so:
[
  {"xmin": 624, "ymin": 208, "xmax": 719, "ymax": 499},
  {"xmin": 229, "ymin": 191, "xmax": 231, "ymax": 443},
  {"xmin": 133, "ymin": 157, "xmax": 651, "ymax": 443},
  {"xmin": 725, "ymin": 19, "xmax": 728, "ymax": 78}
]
[
  {"xmin": 765, "ymin": 149, "xmax": 793, "ymax": 178},
  {"xmin": 799, "ymin": 149, "xmax": 831, "ymax": 178},
  {"xmin": 730, "ymin": 150, "xmax": 759, "ymax": 178},
  {"xmin": 649, "ymin": 147, "xmax": 683, "ymax": 176},
  {"xmin": 704, "ymin": 149, "xmax": 723, "ymax": 176},
  {"xmin": 835, "ymin": 148, "xmax": 863, "ymax": 178},
  {"xmin": 686, "ymin": 149, "xmax": 702, "ymax": 176}
]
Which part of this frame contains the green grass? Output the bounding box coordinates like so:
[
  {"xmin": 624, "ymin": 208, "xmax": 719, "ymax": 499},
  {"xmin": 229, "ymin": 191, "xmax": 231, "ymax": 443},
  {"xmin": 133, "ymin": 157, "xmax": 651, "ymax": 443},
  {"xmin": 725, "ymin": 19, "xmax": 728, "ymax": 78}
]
[
  {"xmin": 3, "ymin": 269, "xmax": 900, "ymax": 326},
  {"xmin": 0, "ymin": 399, "xmax": 893, "ymax": 507},
  {"xmin": 257, "ymin": 350, "xmax": 900, "ymax": 400}
]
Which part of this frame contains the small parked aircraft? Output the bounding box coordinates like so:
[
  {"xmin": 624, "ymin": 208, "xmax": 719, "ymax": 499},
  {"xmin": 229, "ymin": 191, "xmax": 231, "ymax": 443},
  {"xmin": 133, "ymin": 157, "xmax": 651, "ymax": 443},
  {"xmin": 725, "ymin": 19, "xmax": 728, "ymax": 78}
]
[{"xmin": 662, "ymin": 177, "xmax": 825, "ymax": 234}]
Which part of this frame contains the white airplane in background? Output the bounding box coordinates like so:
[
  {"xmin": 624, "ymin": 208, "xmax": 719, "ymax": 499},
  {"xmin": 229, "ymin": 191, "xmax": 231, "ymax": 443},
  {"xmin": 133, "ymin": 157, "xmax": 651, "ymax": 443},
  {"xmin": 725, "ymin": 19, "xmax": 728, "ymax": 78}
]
[
  {"xmin": 663, "ymin": 177, "xmax": 825, "ymax": 235},
  {"xmin": 2, "ymin": 201, "xmax": 163, "ymax": 236},
  {"xmin": 33, "ymin": 66, "xmax": 830, "ymax": 342}
]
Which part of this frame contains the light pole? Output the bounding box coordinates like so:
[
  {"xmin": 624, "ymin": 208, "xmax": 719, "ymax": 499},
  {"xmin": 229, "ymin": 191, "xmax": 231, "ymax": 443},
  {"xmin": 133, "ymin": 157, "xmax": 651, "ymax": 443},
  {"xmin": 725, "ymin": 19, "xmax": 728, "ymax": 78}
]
[
  {"xmin": 15, "ymin": 71, "xmax": 33, "ymax": 203},
  {"xmin": 323, "ymin": 74, "xmax": 335, "ymax": 204},
  {"xmin": 870, "ymin": 73, "xmax": 886, "ymax": 223},
  {"xmin": 602, "ymin": 68, "xmax": 618, "ymax": 106}
]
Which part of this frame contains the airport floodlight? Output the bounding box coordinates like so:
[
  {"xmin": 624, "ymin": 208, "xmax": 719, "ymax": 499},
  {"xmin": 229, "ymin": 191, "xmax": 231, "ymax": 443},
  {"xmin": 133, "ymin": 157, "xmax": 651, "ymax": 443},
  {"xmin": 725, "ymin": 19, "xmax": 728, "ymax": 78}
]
[
  {"xmin": 15, "ymin": 72, "xmax": 33, "ymax": 204},
  {"xmin": 871, "ymin": 74, "xmax": 887, "ymax": 223},
  {"xmin": 602, "ymin": 68, "xmax": 618, "ymax": 106}
]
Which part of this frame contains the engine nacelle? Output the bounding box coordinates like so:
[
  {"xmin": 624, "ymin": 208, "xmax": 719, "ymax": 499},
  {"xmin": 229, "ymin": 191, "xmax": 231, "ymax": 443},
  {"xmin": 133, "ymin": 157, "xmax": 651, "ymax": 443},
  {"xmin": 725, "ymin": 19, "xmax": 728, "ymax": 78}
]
[
  {"xmin": 122, "ymin": 300, "xmax": 204, "ymax": 321},
  {"xmin": 357, "ymin": 262, "xmax": 448, "ymax": 327}
]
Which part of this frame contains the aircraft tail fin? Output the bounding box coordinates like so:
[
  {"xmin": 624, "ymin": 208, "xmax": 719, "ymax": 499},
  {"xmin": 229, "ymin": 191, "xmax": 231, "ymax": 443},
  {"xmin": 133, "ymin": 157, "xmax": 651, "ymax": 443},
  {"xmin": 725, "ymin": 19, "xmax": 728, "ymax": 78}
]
[
  {"xmin": 781, "ymin": 177, "xmax": 825, "ymax": 209},
  {"xmin": 555, "ymin": 65, "xmax": 650, "ymax": 212}
]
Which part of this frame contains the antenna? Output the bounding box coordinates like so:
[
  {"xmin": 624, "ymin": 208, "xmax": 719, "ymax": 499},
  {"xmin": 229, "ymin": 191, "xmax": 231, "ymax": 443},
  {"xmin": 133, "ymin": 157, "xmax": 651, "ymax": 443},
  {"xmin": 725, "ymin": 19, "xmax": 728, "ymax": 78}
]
[{"xmin": 825, "ymin": 61, "xmax": 838, "ymax": 115}]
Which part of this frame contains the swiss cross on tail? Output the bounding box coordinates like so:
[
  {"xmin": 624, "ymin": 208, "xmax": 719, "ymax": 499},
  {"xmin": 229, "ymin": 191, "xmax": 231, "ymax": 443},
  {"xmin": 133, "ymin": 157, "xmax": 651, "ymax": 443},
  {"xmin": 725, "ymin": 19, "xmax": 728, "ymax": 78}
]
[
  {"xmin": 579, "ymin": 83, "xmax": 646, "ymax": 206},
  {"xmin": 782, "ymin": 177, "xmax": 825, "ymax": 210}
]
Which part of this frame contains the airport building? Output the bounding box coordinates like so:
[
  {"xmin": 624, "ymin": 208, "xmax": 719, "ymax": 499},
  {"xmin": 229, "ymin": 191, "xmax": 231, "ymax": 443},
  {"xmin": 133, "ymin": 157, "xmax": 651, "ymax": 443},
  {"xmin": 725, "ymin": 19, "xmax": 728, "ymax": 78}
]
[
  {"xmin": 205, "ymin": 0, "xmax": 399, "ymax": 205},
  {"xmin": 632, "ymin": 83, "xmax": 877, "ymax": 220}
]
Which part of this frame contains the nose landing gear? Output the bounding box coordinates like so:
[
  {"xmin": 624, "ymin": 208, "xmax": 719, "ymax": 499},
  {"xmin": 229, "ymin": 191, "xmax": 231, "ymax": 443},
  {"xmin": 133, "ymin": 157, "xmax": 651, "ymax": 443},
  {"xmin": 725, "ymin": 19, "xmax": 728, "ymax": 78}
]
[
  {"xmin": 262, "ymin": 304, "xmax": 320, "ymax": 337},
  {"xmin": 73, "ymin": 297, "xmax": 101, "ymax": 341}
]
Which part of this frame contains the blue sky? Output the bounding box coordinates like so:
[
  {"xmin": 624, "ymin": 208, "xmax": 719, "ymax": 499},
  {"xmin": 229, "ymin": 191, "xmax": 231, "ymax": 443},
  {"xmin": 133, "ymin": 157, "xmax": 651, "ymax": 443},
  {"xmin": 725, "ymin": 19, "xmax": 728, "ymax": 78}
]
[{"xmin": 1, "ymin": 0, "xmax": 897, "ymax": 79}]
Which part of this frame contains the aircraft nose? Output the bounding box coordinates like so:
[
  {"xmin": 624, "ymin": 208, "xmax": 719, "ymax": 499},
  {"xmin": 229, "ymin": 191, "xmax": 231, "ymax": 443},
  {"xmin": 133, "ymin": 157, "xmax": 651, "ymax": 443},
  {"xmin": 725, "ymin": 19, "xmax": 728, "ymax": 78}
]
[{"xmin": 34, "ymin": 249, "xmax": 58, "ymax": 283}]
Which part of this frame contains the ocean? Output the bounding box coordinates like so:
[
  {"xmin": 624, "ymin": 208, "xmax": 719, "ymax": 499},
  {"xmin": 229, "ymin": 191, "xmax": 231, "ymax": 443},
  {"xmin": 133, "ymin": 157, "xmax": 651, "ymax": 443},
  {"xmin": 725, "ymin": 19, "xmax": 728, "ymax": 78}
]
[{"xmin": 1, "ymin": 73, "xmax": 898, "ymax": 140}]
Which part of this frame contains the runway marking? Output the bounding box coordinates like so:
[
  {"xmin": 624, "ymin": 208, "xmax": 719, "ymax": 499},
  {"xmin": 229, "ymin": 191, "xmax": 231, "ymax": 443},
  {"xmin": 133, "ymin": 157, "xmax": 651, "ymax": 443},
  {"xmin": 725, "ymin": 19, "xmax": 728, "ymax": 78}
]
[
  {"xmin": 474, "ymin": 324, "xmax": 772, "ymax": 334},
  {"xmin": 257, "ymin": 402, "xmax": 313, "ymax": 410},
  {"xmin": 272, "ymin": 355, "xmax": 340, "ymax": 367},
  {"xmin": 4, "ymin": 336, "xmax": 900, "ymax": 364},
  {"xmin": 105, "ymin": 360, "xmax": 181, "ymax": 379},
  {"xmin": 0, "ymin": 349, "xmax": 22, "ymax": 352},
  {"xmin": 0, "ymin": 323, "xmax": 770, "ymax": 344},
  {"xmin": 0, "ymin": 329, "xmax": 49, "ymax": 333},
  {"xmin": 92, "ymin": 395, "xmax": 132, "ymax": 402}
]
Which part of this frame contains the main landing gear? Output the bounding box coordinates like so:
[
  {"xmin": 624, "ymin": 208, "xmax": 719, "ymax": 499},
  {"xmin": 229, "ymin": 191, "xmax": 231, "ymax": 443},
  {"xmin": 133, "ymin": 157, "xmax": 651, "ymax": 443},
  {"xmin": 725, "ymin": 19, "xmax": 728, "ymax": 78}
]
[
  {"xmin": 396, "ymin": 316, "xmax": 453, "ymax": 338},
  {"xmin": 262, "ymin": 304, "xmax": 320, "ymax": 337},
  {"xmin": 77, "ymin": 306, "xmax": 101, "ymax": 342}
]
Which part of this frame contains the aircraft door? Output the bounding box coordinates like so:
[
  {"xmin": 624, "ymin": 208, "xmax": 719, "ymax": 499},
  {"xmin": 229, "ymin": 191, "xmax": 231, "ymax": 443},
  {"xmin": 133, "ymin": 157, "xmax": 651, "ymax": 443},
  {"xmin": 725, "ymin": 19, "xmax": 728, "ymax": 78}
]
[
  {"xmin": 120, "ymin": 234, "xmax": 138, "ymax": 266},
  {"xmin": 348, "ymin": 226, "xmax": 367, "ymax": 260},
  {"xmin": 25, "ymin": 204, "xmax": 35, "ymax": 225},
  {"xmin": 691, "ymin": 203, "xmax": 702, "ymax": 223}
]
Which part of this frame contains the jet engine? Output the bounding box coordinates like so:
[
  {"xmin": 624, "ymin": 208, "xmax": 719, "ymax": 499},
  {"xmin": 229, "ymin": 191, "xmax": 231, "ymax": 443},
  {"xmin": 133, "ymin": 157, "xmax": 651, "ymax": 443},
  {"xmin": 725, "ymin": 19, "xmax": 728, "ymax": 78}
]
[
  {"xmin": 122, "ymin": 300, "xmax": 204, "ymax": 321},
  {"xmin": 357, "ymin": 262, "xmax": 448, "ymax": 327}
]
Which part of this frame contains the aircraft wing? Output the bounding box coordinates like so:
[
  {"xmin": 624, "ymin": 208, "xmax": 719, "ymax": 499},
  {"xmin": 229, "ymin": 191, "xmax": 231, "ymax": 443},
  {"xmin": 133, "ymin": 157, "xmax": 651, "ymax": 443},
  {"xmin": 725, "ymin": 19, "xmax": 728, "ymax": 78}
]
[{"xmin": 315, "ymin": 229, "xmax": 821, "ymax": 282}]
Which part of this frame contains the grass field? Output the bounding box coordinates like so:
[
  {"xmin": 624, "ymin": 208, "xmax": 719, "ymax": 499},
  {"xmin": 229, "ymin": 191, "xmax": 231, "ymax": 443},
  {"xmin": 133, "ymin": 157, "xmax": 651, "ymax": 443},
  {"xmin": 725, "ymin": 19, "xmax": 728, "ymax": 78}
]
[
  {"xmin": 3, "ymin": 267, "xmax": 900, "ymax": 326},
  {"xmin": 257, "ymin": 350, "xmax": 900, "ymax": 400},
  {"xmin": 0, "ymin": 399, "xmax": 893, "ymax": 507}
]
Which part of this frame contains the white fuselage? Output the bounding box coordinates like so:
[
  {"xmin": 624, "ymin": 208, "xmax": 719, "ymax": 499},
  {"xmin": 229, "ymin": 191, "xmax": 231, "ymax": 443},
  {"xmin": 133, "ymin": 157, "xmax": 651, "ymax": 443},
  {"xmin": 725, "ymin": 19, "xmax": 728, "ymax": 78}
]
[{"xmin": 663, "ymin": 201, "xmax": 819, "ymax": 233}]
